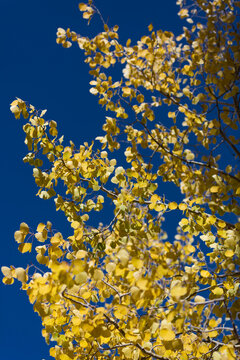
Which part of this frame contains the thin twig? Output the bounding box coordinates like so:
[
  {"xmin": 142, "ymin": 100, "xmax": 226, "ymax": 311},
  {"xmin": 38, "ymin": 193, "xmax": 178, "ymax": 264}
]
[
  {"xmin": 141, "ymin": 120, "xmax": 240, "ymax": 183},
  {"xmin": 102, "ymin": 279, "xmax": 130, "ymax": 304},
  {"xmin": 223, "ymin": 299, "xmax": 240, "ymax": 343},
  {"xmin": 189, "ymin": 297, "xmax": 225, "ymax": 306}
]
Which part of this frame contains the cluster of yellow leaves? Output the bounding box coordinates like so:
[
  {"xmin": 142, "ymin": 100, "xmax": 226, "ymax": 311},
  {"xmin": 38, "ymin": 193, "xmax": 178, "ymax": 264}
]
[{"xmin": 3, "ymin": 0, "xmax": 240, "ymax": 359}]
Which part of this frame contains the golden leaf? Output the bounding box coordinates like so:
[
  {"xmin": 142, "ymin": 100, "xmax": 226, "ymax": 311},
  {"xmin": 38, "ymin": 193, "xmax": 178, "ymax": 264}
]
[
  {"xmin": 37, "ymin": 223, "xmax": 45, "ymax": 232},
  {"xmin": 194, "ymin": 295, "xmax": 205, "ymax": 303},
  {"xmin": 15, "ymin": 267, "xmax": 27, "ymax": 283},
  {"xmin": 60, "ymin": 354, "xmax": 72, "ymax": 360},
  {"xmin": 14, "ymin": 231, "xmax": 25, "ymax": 244},
  {"xmin": 20, "ymin": 222, "xmax": 29, "ymax": 234},
  {"xmin": 1, "ymin": 266, "xmax": 12, "ymax": 279},
  {"xmin": 210, "ymin": 186, "xmax": 219, "ymax": 193},
  {"xmin": 71, "ymin": 221, "xmax": 81, "ymax": 229},
  {"xmin": 180, "ymin": 218, "xmax": 188, "ymax": 226},
  {"xmin": 218, "ymin": 221, "xmax": 226, "ymax": 228},
  {"xmin": 93, "ymin": 269, "xmax": 104, "ymax": 281},
  {"xmin": 168, "ymin": 202, "xmax": 178, "ymax": 210},
  {"xmin": 78, "ymin": 3, "xmax": 87, "ymax": 11},
  {"xmin": 76, "ymin": 250, "xmax": 87, "ymax": 259},
  {"xmin": 159, "ymin": 328, "xmax": 175, "ymax": 341},
  {"xmin": 18, "ymin": 243, "xmax": 32, "ymax": 253},
  {"xmin": 75, "ymin": 272, "xmax": 88, "ymax": 285},
  {"xmin": 225, "ymin": 249, "xmax": 234, "ymax": 257},
  {"xmin": 106, "ymin": 262, "xmax": 116, "ymax": 273},
  {"xmin": 200, "ymin": 270, "xmax": 211, "ymax": 278},
  {"xmin": 171, "ymin": 281, "xmax": 187, "ymax": 299},
  {"xmin": 212, "ymin": 287, "xmax": 224, "ymax": 296},
  {"xmin": 178, "ymin": 203, "xmax": 188, "ymax": 211},
  {"xmin": 2, "ymin": 277, "xmax": 14, "ymax": 285}
]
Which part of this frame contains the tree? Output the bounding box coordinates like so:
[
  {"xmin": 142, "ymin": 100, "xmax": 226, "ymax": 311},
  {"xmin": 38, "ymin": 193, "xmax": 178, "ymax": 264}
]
[{"xmin": 2, "ymin": 0, "xmax": 240, "ymax": 359}]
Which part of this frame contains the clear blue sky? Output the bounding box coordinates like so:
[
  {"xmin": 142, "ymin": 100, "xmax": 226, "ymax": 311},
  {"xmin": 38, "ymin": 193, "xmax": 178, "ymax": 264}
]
[{"xmin": 0, "ymin": 1, "xmax": 183, "ymax": 359}]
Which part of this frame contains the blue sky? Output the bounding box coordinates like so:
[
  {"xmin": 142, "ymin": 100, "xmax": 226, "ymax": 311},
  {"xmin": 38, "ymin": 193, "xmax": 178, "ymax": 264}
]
[{"xmin": 0, "ymin": 1, "xmax": 183, "ymax": 359}]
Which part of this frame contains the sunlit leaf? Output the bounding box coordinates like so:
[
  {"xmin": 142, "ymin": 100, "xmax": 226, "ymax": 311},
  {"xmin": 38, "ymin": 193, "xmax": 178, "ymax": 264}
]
[{"xmin": 18, "ymin": 243, "xmax": 32, "ymax": 253}]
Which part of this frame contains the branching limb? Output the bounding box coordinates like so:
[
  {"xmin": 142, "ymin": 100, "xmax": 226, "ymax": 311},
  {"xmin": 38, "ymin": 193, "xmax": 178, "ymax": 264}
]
[
  {"xmin": 102, "ymin": 279, "xmax": 130, "ymax": 304},
  {"xmin": 223, "ymin": 300, "xmax": 240, "ymax": 343}
]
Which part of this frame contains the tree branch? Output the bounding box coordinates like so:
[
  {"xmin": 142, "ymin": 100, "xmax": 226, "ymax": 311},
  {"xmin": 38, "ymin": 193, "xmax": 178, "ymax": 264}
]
[{"xmin": 140, "ymin": 120, "xmax": 240, "ymax": 183}]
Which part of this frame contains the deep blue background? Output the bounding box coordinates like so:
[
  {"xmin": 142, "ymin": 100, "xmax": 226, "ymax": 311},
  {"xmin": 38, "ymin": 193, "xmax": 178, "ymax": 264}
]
[{"xmin": 0, "ymin": 1, "xmax": 183, "ymax": 359}]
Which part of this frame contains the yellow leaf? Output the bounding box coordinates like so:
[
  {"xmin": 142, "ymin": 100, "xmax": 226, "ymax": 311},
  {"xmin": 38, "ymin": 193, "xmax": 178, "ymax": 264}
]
[
  {"xmin": 104, "ymin": 24, "xmax": 109, "ymax": 32},
  {"xmin": 14, "ymin": 231, "xmax": 25, "ymax": 243},
  {"xmin": 210, "ymin": 186, "xmax": 219, "ymax": 193},
  {"xmin": 49, "ymin": 348, "xmax": 56, "ymax": 358},
  {"xmin": 71, "ymin": 221, "xmax": 80, "ymax": 229},
  {"xmin": 219, "ymin": 345, "xmax": 236, "ymax": 360},
  {"xmin": 122, "ymin": 87, "xmax": 132, "ymax": 96},
  {"xmin": 178, "ymin": 8, "xmax": 189, "ymax": 18},
  {"xmin": 20, "ymin": 222, "xmax": 29, "ymax": 234},
  {"xmin": 209, "ymin": 319, "xmax": 218, "ymax": 327},
  {"xmin": 83, "ymin": 11, "xmax": 92, "ymax": 19},
  {"xmin": 10, "ymin": 105, "xmax": 21, "ymax": 118},
  {"xmin": 93, "ymin": 269, "xmax": 104, "ymax": 281},
  {"xmin": 185, "ymin": 151, "xmax": 195, "ymax": 160},
  {"xmin": 1, "ymin": 266, "xmax": 12, "ymax": 278},
  {"xmin": 75, "ymin": 272, "xmax": 88, "ymax": 285},
  {"xmin": 44, "ymin": 317, "xmax": 54, "ymax": 326},
  {"xmin": 80, "ymin": 339, "xmax": 88, "ymax": 348},
  {"xmin": 136, "ymin": 278, "xmax": 148, "ymax": 290},
  {"xmin": 114, "ymin": 305, "xmax": 128, "ymax": 319},
  {"xmin": 117, "ymin": 248, "xmax": 129, "ymax": 265},
  {"xmin": 213, "ymin": 352, "xmax": 222, "ymax": 360},
  {"xmin": 178, "ymin": 203, "xmax": 187, "ymax": 211},
  {"xmin": 180, "ymin": 218, "xmax": 189, "ymax": 225},
  {"xmin": 2, "ymin": 277, "xmax": 14, "ymax": 285},
  {"xmin": 125, "ymin": 331, "xmax": 140, "ymax": 341},
  {"xmin": 39, "ymin": 284, "xmax": 51, "ymax": 295},
  {"xmin": 218, "ymin": 229, "xmax": 227, "ymax": 238},
  {"xmin": 194, "ymin": 295, "xmax": 205, "ymax": 303},
  {"xmin": 168, "ymin": 202, "xmax": 178, "ymax": 210},
  {"xmin": 200, "ymin": 270, "xmax": 211, "ymax": 278},
  {"xmin": 208, "ymin": 330, "xmax": 218, "ymax": 338},
  {"xmin": 155, "ymin": 203, "xmax": 166, "ymax": 211},
  {"xmin": 150, "ymin": 194, "xmax": 159, "ymax": 203},
  {"xmin": 212, "ymin": 287, "xmax": 223, "ymax": 296},
  {"xmin": 72, "ymin": 316, "xmax": 81, "ymax": 326},
  {"xmin": 35, "ymin": 232, "xmax": 45, "ymax": 242},
  {"xmin": 37, "ymin": 223, "xmax": 45, "ymax": 232},
  {"xmin": 78, "ymin": 3, "xmax": 87, "ymax": 11},
  {"xmin": 156, "ymin": 265, "xmax": 166, "ymax": 279},
  {"xmin": 106, "ymin": 262, "xmax": 116, "ymax": 273},
  {"xmin": 185, "ymin": 244, "xmax": 195, "ymax": 253},
  {"xmin": 15, "ymin": 267, "xmax": 27, "ymax": 282},
  {"xmin": 148, "ymin": 24, "xmax": 153, "ymax": 31},
  {"xmin": 60, "ymin": 354, "xmax": 72, "ymax": 360},
  {"xmin": 82, "ymin": 291, "xmax": 91, "ymax": 300},
  {"xmin": 198, "ymin": 344, "xmax": 209, "ymax": 353},
  {"xmin": 171, "ymin": 282, "xmax": 187, "ymax": 298},
  {"xmin": 76, "ymin": 250, "xmax": 87, "ymax": 259},
  {"xmin": 18, "ymin": 243, "xmax": 32, "ymax": 253},
  {"xmin": 225, "ymin": 249, "xmax": 234, "ymax": 258},
  {"xmin": 137, "ymin": 94, "xmax": 144, "ymax": 103},
  {"xmin": 159, "ymin": 328, "xmax": 175, "ymax": 341},
  {"xmin": 207, "ymin": 215, "xmax": 216, "ymax": 225},
  {"xmin": 168, "ymin": 111, "xmax": 176, "ymax": 119},
  {"xmin": 218, "ymin": 220, "xmax": 226, "ymax": 228},
  {"xmin": 51, "ymin": 234, "xmax": 61, "ymax": 245},
  {"xmin": 47, "ymin": 221, "xmax": 52, "ymax": 230},
  {"xmin": 131, "ymin": 258, "xmax": 144, "ymax": 269},
  {"xmin": 89, "ymin": 87, "xmax": 98, "ymax": 95}
]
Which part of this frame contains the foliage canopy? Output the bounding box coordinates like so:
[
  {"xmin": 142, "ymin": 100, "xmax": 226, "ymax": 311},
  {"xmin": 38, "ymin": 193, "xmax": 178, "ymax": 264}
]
[{"xmin": 2, "ymin": 0, "xmax": 240, "ymax": 359}]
